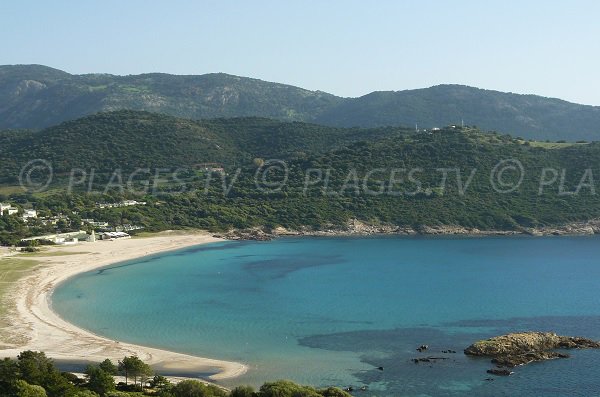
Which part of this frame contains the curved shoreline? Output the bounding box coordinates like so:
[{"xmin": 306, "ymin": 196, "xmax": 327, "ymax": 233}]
[{"xmin": 0, "ymin": 231, "xmax": 248, "ymax": 381}]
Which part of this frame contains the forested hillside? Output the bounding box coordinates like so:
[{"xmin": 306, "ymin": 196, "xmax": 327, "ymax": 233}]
[
  {"xmin": 1, "ymin": 111, "xmax": 599, "ymax": 245},
  {"xmin": 2, "ymin": 65, "xmax": 600, "ymax": 140}
]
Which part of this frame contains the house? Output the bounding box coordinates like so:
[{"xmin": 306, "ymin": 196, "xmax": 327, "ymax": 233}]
[
  {"xmin": 117, "ymin": 224, "xmax": 144, "ymax": 232},
  {"xmin": 0, "ymin": 203, "xmax": 18, "ymax": 216},
  {"xmin": 21, "ymin": 230, "xmax": 89, "ymax": 245},
  {"xmin": 99, "ymin": 231, "xmax": 131, "ymax": 240},
  {"xmin": 121, "ymin": 200, "xmax": 147, "ymax": 206},
  {"xmin": 81, "ymin": 218, "xmax": 110, "ymax": 228},
  {"xmin": 96, "ymin": 200, "xmax": 147, "ymax": 209},
  {"xmin": 22, "ymin": 210, "xmax": 38, "ymax": 219},
  {"xmin": 194, "ymin": 163, "xmax": 225, "ymax": 174},
  {"xmin": 40, "ymin": 214, "xmax": 69, "ymax": 226}
]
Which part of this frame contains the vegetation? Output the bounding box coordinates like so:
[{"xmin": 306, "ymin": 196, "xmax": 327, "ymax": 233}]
[
  {"xmin": 0, "ymin": 351, "xmax": 351, "ymax": 397},
  {"xmin": 0, "ymin": 65, "xmax": 341, "ymax": 130},
  {"xmin": 2, "ymin": 65, "xmax": 600, "ymax": 140},
  {"xmin": 0, "ymin": 110, "xmax": 406, "ymax": 183},
  {"xmin": 312, "ymin": 84, "xmax": 600, "ymax": 141},
  {"xmin": 1, "ymin": 112, "xmax": 600, "ymax": 245}
]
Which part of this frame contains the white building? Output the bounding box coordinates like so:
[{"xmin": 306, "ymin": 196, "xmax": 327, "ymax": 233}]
[
  {"xmin": 0, "ymin": 203, "xmax": 18, "ymax": 216},
  {"xmin": 21, "ymin": 230, "xmax": 89, "ymax": 245},
  {"xmin": 81, "ymin": 219, "xmax": 110, "ymax": 228},
  {"xmin": 96, "ymin": 200, "xmax": 147, "ymax": 209},
  {"xmin": 22, "ymin": 210, "xmax": 38, "ymax": 219},
  {"xmin": 100, "ymin": 231, "xmax": 131, "ymax": 240}
]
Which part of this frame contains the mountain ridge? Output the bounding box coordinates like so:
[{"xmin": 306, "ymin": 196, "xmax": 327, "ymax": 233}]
[{"xmin": 2, "ymin": 64, "xmax": 600, "ymax": 140}]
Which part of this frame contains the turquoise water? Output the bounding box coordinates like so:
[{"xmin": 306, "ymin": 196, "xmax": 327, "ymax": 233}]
[{"xmin": 53, "ymin": 236, "xmax": 600, "ymax": 396}]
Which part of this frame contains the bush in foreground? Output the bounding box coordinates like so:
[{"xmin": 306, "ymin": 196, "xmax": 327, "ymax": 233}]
[{"xmin": 1, "ymin": 351, "xmax": 352, "ymax": 397}]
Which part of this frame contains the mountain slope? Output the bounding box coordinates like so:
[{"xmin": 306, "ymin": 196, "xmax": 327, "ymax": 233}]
[
  {"xmin": 0, "ymin": 110, "xmax": 408, "ymax": 181},
  {"xmin": 0, "ymin": 65, "xmax": 341, "ymax": 130},
  {"xmin": 1, "ymin": 111, "xmax": 599, "ymax": 235},
  {"xmin": 316, "ymin": 85, "xmax": 600, "ymax": 141},
  {"xmin": 2, "ymin": 65, "xmax": 600, "ymax": 141}
]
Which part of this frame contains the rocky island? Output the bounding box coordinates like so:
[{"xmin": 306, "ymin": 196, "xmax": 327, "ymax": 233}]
[{"xmin": 465, "ymin": 332, "xmax": 600, "ymax": 374}]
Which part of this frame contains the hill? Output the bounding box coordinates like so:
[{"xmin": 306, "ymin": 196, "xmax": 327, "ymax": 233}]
[
  {"xmin": 1, "ymin": 111, "xmax": 599, "ymax": 237},
  {"xmin": 0, "ymin": 110, "xmax": 407, "ymax": 183},
  {"xmin": 2, "ymin": 65, "xmax": 600, "ymax": 141},
  {"xmin": 315, "ymin": 85, "xmax": 600, "ymax": 141},
  {"xmin": 0, "ymin": 65, "xmax": 341, "ymax": 130}
]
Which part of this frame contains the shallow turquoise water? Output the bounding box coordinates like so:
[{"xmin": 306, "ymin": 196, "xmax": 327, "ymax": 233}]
[{"xmin": 53, "ymin": 236, "xmax": 600, "ymax": 395}]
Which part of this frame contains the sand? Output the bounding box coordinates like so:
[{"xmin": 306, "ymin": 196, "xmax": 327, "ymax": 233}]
[{"xmin": 0, "ymin": 231, "xmax": 247, "ymax": 381}]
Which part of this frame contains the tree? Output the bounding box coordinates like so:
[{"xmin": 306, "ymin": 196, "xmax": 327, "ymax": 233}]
[
  {"xmin": 117, "ymin": 358, "xmax": 132, "ymax": 386},
  {"xmin": 318, "ymin": 387, "xmax": 353, "ymax": 397},
  {"xmin": 230, "ymin": 385, "xmax": 255, "ymax": 397},
  {"xmin": 13, "ymin": 351, "xmax": 75, "ymax": 397},
  {"xmin": 17, "ymin": 351, "xmax": 54, "ymax": 386},
  {"xmin": 98, "ymin": 360, "xmax": 117, "ymax": 376},
  {"xmin": 169, "ymin": 380, "xmax": 227, "ymax": 397},
  {"xmin": 258, "ymin": 380, "xmax": 324, "ymax": 397},
  {"xmin": 150, "ymin": 375, "xmax": 171, "ymax": 389},
  {"xmin": 84, "ymin": 365, "xmax": 115, "ymax": 395},
  {"xmin": 117, "ymin": 356, "xmax": 152, "ymax": 387},
  {"xmin": 15, "ymin": 380, "xmax": 47, "ymax": 397},
  {"xmin": 104, "ymin": 392, "xmax": 131, "ymax": 397},
  {"xmin": 72, "ymin": 390, "xmax": 99, "ymax": 397},
  {"xmin": 0, "ymin": 358, "xmax": 19, "ymax": 394},
  {"xmin": 61, "ymin": 372, "xmax": 84, "ymax": 386},
  {"xmin": 41, "ymin": 370, "xmax": 76, "ymax": 397}
]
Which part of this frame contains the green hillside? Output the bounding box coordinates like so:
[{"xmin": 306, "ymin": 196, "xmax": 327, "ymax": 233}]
[
  {"xmin": 1, "ymin": 111, "xmax": 599, "ymax": 242},
  {"xmin": 315, "ymin": 85, "xmax": 600, "ymax": 141},
  {"xmin": 0, "ymin": 110, "xmax": 408, "ymax": 184},
  {"xmin": 2, "ymin": 65, "xmax": 600, "ymax": 141},
  {"xmin": 0, "ymin": 65, "xmax": 341, "ymax": 129}
]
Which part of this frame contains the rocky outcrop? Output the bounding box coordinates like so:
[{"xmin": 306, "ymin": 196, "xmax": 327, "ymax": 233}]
[
  {"xmin": 524, "ymin": 220, "xmax": 600, "ymax": 236},
  {"xmin": 218, "ymin": 218, "xmax": 600, "ymax": 241},
  {"xmin": 465, "ymin": 332, "xmax": 600, "ymax": 369},
  {"xmin": 215, "ymin": 228, "xmax": 273, "ymax": 241}
]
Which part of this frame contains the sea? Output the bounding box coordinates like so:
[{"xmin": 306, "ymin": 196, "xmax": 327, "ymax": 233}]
[{"xmin": 52, "ymin": 236, "xmax": 600, "ymax": 396}]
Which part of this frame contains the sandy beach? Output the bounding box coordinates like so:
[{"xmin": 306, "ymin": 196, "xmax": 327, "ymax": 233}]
[{"xmin": 0, "ymin": 231, "xmax": 248, "ymax": 381}]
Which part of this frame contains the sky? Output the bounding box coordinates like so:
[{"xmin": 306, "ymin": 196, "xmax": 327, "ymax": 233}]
[{"xmin": 1, "ymin": 0, "xmax": 599, "ymax": 105}]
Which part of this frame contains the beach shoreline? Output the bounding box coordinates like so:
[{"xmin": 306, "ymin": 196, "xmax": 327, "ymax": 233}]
[{"xmin": 0, "ymin": 231, "xmax": 248, "ymax": 382}]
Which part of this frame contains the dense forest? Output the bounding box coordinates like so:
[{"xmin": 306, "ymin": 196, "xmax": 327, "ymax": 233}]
[
  {"xmin": 2, "ymin": 65, "xmax": 600, "ymax": 140},
  {"xmin": 1, "ymin": 111, "xmax": 599, "ymax": 245},
  {"xmin": 0, "ymin": 111, "xmax": 407, "ymax": 182}
]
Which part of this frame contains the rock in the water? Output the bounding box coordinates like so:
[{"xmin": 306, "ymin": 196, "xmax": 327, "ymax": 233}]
[
  {"xmin": 487, "ymin": 369, "xmax": 513, "ymax": 376},
  {"xmin": 491, "ymin": 351, "xmax": 569, "ymax": 367},
  {"xmin": 465, "ymin": 332, "xmax": 600, "ymax": 369}
]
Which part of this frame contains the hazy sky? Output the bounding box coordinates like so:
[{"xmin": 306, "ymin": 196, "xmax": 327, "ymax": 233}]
[{"xmin": 2, "ymin": 0, "xmax": 599, "ymax": 105}]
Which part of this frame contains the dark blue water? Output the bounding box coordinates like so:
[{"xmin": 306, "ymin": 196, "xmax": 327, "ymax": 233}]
[{"xmin": 52, "ymin": 236, "xmax": 600, "ymax": 396}]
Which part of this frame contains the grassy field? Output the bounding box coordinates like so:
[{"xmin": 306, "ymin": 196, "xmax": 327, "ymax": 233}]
[
  {"xmin": 16, "ymin": 250, "xmax": 89, "ymax": 257},
  {"xmin": 0, "ymin": 258, "xmax": 39, "ymax": 336},
  {"xmin": 0, "ymin": 185, "xmax": 25, "ymax": 195}
]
